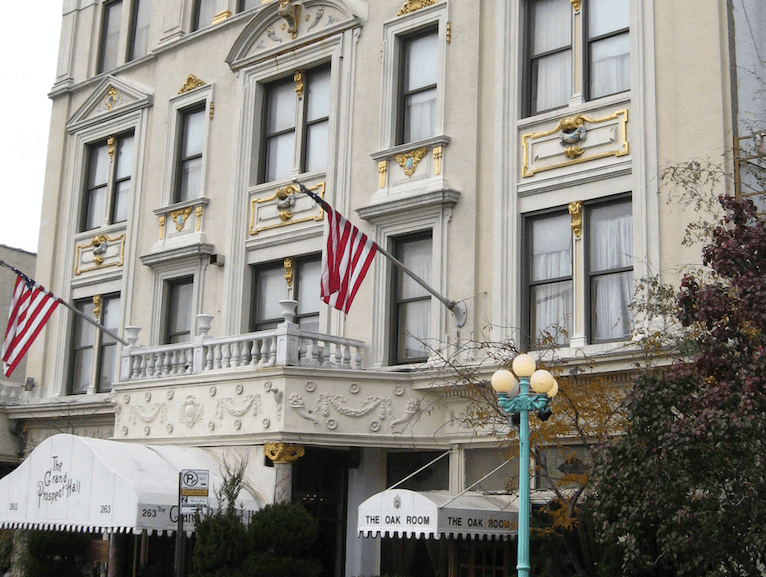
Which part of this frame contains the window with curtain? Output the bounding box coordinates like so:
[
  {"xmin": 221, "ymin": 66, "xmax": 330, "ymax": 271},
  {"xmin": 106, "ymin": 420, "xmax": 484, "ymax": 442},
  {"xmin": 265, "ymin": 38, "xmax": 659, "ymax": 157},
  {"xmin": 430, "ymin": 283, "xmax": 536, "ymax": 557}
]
[
  {"xmin": 192, "ymin": 0, "xmax": 217, "ymax": 31},
  {"xmin": 525, "ymin": 197, "xmax": 633, "ymax": 348},
  {"xmin": 69, "ymin": 294, "xmax": 121, "ymax": 394},
  {"xmin": 251, "ymin": 256, "xmax": 321, "ymax": 332},
  {"xmin": 81, "ymin": 132, "xmax": 134, "ymax": 232},
  {"xmin": 391, "ymin": 232, "xmax": 432, "ymax": 364},
  {"xmin": 164, "ymin": 277, "xmax": 194, "ymax": 344},
  {"xmin": 528, "ymin": 212, "xmax": 573, "ymax": 345},
  {"xmin": 528, "ymin": 0, "xmax": 572, "ymax": 114},
  {"xmin": 127, "ymin": 0, "xmax": 150, "ymax": 61},
  {"xmin": 588, "ymin": 200, "xmax": 633, "ymax": 341},
  {"xmin": 175, "ymin": 105, "xmax": 205, "ymax": 203},
  {"xmin": 398, "ymin": 27, "xmax": 438, "ymax": 144},
  {"xmin": 259, "ymin": 65, "xmax": 331, "ymax": 184},
  {"xmin": 525, "ymin": 0, "xmax": 630, "ymax": 116},
  {"xmin": 587, "ymin": 0, "xmax": 630, "ymax": 99},
  {"xmin": 98, "ymin": 0, "xmax": 123, "ymax": 73}
]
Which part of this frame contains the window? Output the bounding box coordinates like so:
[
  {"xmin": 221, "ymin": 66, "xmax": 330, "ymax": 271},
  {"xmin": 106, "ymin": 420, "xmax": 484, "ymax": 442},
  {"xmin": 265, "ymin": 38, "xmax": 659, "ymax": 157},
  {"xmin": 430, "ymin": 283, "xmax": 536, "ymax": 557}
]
[
  {"xmin": 587, "ymin": 200, "xmax": 633, "ymax": 341},
  {"xmin": 193, "ymin": 0, "xmax": 217, "ymax": 31},
  {"xmin": 527, "ymin": 0, "xmax": 572, "ymax": 114},
  {"xmin": 238, "ymin": 0, "xmax": 259, "ymax": 12},
  {"xmin": 398, "ymin": 27, "xmax": 438, "ymax": 145},
  {"xmin": 525, "ymin": 197, "xmax": 632, "ymax": 347},
  {"xmin": 525, "ymin": 0, "xmax": 630, "ymax": 115},
  {"xmin": 259, "ymin": 65, "xmax": 331, "ymax": 183},
  {"xmin": 164, "ymin": 277, "xmax": 194, "ymax": 344},
  {"xmin": 70, "ymin": 294, "xmax": 120, "ymax": 394},
  {"xmin": 527, "ymin": 212, "xmax": 573, "ymax": 345},
  {"xmin": 586, "ymin": 0, "xmax": 630, "ymax": 99},
  {"xmin": 81, "ymin": 132, "xmax": 134, "ymax": 232},
  {"xmin": 175, "ymin": 105, "xmax": 205, "ymax": 203},
  {"xmin": 127, "ymin": 0, "xmax": 150, "ymax": 61},
  {"xmin": 98, "ymin": 0, "xmax": 123, "ymax": 73},
  {"xmin": 391, "ymin": 232, "xmax": 432, "ymax": 364},
  {"xmin": 251, "ymin": 256, "xmax": 321, "ymax": 332},
  {"xmin": 734, "ymin": 134, "xmax": 766, "ymax": 216}
]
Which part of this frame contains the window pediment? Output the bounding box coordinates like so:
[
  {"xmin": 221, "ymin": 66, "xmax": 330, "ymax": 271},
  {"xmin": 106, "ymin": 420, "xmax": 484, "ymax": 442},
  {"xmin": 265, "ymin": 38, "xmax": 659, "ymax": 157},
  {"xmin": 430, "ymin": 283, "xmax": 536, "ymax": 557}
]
[
  {"xmin": 66, "ymin": 76, "xmax": 153, "ymax": 133},
  {"xmin": 226, "ymin": 0, "xmax": 367, "ymax": 70}
]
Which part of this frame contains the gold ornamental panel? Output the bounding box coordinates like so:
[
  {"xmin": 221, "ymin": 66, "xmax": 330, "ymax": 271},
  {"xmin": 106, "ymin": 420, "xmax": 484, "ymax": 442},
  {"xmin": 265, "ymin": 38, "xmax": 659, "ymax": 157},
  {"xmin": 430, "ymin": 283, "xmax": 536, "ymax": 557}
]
[
  {"xmin": 249, "ymin": 181, "xmax": 325, "ymax": 236},
  {"xmin": 521, "ymin": 109, "xmax": 629, "ymax": 178},
  {"xmin": 74, "ymin": 233, "xmax": 126, "ymax": 276}
]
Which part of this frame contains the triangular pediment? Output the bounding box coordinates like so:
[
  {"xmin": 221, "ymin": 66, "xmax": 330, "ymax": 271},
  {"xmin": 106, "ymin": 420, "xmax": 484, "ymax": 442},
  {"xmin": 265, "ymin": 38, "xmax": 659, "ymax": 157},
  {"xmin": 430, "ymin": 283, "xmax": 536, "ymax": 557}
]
[
  {"xmin": 66, "ymin": 76, "xmax": 153, "ymax": 133},
  {"xmin": 227, "ymin": 0, "xmax": 368, "ymax": 70}
]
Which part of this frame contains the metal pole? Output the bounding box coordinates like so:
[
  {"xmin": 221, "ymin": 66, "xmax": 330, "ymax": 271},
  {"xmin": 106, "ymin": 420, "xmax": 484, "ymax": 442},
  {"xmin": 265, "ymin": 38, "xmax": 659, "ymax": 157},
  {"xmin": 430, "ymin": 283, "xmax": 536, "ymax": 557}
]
[
  {"xmin": 175, "ymin": 472, "xmax": 184, "ymax": 577},
  {"xmin": 517, "ymin": 376, "xmax": 531, "ymax": 577},
  {"xmin": 53, "ymin": 295, "xmax": 130, "ymax": 346},
  {"xmin": 0, "ymin": 259, "xmax": 129, "ymax": 346},
  {"xmin": 373, "ymin": 243, "xmax": 457, "ymax": 312},
  {"xmin": 290, "ymin": 180, "xmax": 467, "ymax": 325}
]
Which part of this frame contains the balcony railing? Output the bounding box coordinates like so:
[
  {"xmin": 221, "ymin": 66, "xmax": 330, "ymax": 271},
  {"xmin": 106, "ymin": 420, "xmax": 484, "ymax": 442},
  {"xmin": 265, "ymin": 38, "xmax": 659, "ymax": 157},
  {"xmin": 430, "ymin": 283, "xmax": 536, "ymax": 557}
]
[{"xmin": 119, "ymin": 300, "xmax": 366, "ymax": 382}]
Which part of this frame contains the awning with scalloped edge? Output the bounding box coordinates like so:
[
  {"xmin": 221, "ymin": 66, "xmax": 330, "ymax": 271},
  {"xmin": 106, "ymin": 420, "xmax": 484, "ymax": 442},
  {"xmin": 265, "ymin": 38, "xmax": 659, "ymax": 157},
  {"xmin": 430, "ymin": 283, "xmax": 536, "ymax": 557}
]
[
  {"xmin": 0, "ymin": 434, "xmax": 263, "ymax": 535},
  {"xmin": 358, "ymin": 489, "xmax": 518, "ymax": 540}
]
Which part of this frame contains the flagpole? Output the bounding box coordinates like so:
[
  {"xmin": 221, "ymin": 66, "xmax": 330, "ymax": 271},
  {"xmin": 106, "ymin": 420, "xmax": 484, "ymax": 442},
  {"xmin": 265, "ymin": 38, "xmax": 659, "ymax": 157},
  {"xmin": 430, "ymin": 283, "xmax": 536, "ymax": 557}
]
[
  {"xmin": 293, "ymin": 181, "xmax": 467, "ymax": 327},
  {"xmin": 0, "ymin": 260, "xmax": 130, "ymax": 346}
]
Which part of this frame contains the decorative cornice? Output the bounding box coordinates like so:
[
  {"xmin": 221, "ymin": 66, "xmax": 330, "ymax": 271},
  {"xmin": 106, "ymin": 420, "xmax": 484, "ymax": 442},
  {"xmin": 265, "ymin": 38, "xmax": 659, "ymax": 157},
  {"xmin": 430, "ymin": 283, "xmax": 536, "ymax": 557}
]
[
  {"xmin": 398, "ymin": 0, "xmax": 437, "ymax": 17},
  {"xmin": 284, "ymin": 258, "xmax": 294, "ymax": 287},
  {"xmin": 178, "ymin": 74, "xmax": 206, "ymax": 94},
  {"xmin": 264, "ymin": 442, "xmax": 305, "ymax": 463},
  {"xmin": 294, "ymin": 70, "xmax": 304, "ymax": 100},
  {"xmin": 568, "ymin": 201, "xmax": 583, "ymax": 238},
  {"xmin": 395, "ymin": 147, "xmax": 428, "ymax": 177},
  {"xmin": 212, "ymin": 10, "xmax": 232, "ymax": 25},
  {"xmin": 357, "ymin": 189, "xmax": 460, "ymax": 221}
]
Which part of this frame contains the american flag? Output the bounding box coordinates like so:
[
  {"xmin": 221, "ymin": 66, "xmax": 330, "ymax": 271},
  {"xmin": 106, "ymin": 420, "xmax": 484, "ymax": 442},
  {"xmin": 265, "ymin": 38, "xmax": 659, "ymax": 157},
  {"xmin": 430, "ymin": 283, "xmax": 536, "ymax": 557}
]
[
  {"xmin": 301, "ymin": 186, "xmax": 378, "ymax": 314},
  {"xmin": 2, "ymin": 274, "xmax": 60, "ymax": 377}
]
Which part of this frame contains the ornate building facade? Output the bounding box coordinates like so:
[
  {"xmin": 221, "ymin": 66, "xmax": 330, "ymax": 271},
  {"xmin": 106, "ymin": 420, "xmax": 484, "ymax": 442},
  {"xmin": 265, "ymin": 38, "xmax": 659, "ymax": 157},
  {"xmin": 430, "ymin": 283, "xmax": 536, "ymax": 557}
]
[{"xmin": 0, "ymin": 0, "xmax": 754, "ymax": 576}]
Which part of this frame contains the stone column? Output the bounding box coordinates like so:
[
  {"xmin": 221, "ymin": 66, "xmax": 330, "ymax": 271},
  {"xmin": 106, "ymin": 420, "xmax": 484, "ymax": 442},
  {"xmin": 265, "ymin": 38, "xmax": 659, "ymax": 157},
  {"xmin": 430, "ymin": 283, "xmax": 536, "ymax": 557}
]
[{"xmin": 264, "ymin": 442, "xmax": 305, "ymax": 503}]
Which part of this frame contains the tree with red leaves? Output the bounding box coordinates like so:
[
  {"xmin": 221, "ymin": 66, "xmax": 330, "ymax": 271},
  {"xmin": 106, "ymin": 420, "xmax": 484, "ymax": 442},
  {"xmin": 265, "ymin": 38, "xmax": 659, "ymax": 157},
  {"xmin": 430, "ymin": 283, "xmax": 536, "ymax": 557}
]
[{"xmin": 590, "ymin": 195, "xmax": 766, "ymax": 576}]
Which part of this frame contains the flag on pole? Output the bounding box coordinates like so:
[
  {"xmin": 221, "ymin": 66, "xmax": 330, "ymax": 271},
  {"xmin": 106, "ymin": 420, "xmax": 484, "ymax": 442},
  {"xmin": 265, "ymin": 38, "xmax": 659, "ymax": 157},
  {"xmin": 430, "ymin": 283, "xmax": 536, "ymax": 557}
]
[
  {"xmin": 301, "ymin": 186, "xmax": 378, "ymax": 314},
  {"xmin": 2, "ymin": 275, "xmax": 60, "ymax": 377}
]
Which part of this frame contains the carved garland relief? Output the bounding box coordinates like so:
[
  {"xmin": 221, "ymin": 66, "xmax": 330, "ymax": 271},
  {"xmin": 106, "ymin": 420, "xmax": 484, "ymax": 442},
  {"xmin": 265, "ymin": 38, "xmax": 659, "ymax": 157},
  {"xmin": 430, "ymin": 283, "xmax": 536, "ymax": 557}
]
[{"xmin": 288, "ymin": 381, "xmax": 418, "ymax": 433}]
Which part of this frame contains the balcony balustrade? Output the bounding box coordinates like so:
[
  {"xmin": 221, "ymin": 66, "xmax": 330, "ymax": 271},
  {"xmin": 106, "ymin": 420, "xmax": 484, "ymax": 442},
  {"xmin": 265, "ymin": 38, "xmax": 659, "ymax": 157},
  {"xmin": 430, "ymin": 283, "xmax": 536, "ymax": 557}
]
[{"xmin": 119, "ymin": 300, "xmax": 365, "ymax": 382}]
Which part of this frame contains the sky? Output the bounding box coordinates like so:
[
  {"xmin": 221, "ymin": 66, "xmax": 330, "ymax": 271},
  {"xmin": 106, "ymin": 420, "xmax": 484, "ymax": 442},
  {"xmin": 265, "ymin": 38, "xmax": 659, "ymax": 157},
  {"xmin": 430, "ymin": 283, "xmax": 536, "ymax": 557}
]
[{"xmin": 0, "ymin": 2, "xmax": 62, "ymax": 254}]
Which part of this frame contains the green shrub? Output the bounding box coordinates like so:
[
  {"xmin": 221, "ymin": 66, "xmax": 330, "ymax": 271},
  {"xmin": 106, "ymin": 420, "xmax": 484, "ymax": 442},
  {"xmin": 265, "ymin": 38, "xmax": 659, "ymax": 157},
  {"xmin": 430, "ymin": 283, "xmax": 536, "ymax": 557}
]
[
  {"xmin": 246, "ymin": 501, "xmax": 318, "ymax": 555},
  {"xmin": 25, "ymin": 530, "xmax": 92, "ymax": 577}
]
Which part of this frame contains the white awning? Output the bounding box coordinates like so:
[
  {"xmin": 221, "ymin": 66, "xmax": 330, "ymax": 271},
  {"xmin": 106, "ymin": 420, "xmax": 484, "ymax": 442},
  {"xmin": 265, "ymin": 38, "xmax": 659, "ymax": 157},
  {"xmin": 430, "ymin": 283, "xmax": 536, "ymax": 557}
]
[
  {"xmin": 358, "ymin": 489, "xmax": 518, "ymax": 540},
  {"xmin": 0, "ymin": 434, "xmax": 263, "ymax": 535}
]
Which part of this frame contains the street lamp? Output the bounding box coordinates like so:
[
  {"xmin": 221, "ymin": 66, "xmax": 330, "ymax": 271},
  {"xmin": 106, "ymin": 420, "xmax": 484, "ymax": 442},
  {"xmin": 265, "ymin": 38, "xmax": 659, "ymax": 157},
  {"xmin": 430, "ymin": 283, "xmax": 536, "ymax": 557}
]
[{"xmin": 491, "ymin": 354, "xmax": 558, "ymax": 577}]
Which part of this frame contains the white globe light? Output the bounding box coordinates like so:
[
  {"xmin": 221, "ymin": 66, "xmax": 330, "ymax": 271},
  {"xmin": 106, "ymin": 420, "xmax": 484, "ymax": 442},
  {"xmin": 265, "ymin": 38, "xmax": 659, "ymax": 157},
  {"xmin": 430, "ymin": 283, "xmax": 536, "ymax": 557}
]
[
  {"xmin": 512, "ymin": 354, "xmax": 536, "ymax": 378},
  {"xmin": 490, "ymin": 369, "xmax": 519, "ymax": 395},
  {"xmin": 530, "ymin": 369, "xmax": 555, "ymax": 394},
  {"xmin": 547, "ymin": 379, "xmax": 559, "ymax": 398}
]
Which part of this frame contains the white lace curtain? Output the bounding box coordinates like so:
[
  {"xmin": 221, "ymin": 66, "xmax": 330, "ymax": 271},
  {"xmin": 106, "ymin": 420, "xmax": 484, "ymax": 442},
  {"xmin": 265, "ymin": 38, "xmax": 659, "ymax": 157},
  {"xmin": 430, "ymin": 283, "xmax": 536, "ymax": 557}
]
[
  {"xmin": 531, "ymin": 214, "xmax": 573, "ymax": 344},
  {"xmin": 590, "ymin": 211, "xmax": 633, "ymax": 340}
]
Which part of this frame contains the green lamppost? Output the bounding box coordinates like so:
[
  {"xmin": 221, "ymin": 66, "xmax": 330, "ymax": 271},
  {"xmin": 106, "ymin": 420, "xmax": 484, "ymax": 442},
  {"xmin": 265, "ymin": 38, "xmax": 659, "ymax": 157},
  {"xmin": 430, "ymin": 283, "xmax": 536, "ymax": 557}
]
[{"xmin": 491, "ymin": 354, "xmax": 558, "ymax": 577}]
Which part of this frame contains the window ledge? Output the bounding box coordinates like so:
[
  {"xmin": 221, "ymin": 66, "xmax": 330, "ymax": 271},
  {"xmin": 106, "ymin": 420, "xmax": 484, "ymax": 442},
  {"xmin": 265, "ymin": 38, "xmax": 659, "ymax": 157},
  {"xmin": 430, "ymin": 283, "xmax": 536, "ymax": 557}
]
[
  {"xmin": 357, "ymin": 189, "xmax": 460, "ymax": 222},
  {"xmin": 370, "ymin": 135, "xmax": 451, "ymax": 163},
  {"xmin": 140, "ymin": 243, "xmax": 215, "ymax": 268},
  {"xmin": 517, "ymin": 93, "xmax": 631, "ymax": 132},
  {"xmin": 153, "ymin": 197, "xmax": 211, "ymax": 217}
]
